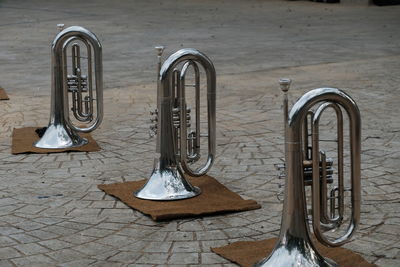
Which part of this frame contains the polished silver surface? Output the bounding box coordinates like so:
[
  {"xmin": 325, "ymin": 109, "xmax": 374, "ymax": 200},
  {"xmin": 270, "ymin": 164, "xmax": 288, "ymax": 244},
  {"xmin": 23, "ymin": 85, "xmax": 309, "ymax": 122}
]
[
  {"xmin": 34, "ymin": 25, "xmax": 103, "ymax": 149},
  {"xmin": 255, "ymin": 81, "xmax": 361, "ymax": 267},
  {"xmin": 134, "ymin": 48, "xmax": 216, "ymax": 201}
]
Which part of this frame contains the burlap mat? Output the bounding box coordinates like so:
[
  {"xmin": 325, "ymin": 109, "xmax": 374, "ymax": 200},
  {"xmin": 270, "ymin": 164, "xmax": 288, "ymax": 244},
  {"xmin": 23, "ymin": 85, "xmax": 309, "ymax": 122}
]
[
  {"xmin": 0, "ymin": 87, "xmax": 9, "ymax": 100},
  {"xmin": 211, "ymin": 237, "xmax": 376, "ymax": 267},
  {"xmin": 98, "ymin": 175, "xmax": 261, "ymax": 221},
  {"xmin": 12, "ymin": 127, "xmax": 100, "ymax": 154}
]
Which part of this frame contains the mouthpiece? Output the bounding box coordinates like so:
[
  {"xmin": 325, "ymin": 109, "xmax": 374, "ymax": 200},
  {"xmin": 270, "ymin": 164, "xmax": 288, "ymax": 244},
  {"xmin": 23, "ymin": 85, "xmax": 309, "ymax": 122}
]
[
  {"xmin": 155, "ymin": 46, "xmax": 165, "ymax": 57},
  {"xmin": 57, "ymin": 24, "xmax": 65, "ymax": 32},
  {"xmin": 279, "ymin": 78, "xmax": 291, "ymax": 93}
]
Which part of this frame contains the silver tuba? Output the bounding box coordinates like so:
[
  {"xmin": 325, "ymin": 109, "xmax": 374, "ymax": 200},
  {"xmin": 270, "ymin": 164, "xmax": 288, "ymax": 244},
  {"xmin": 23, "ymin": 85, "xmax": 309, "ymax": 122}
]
[
  {"xmin": 255, "ymin": 79, "xmax": 361, "ymax": 267},
  {"xmin": 34, "ymin": 25, "xmax": 103, "ymax": 149},
  {"xmin": 134, "ymin": 47, "xmax": 216, "ymax": 201}
]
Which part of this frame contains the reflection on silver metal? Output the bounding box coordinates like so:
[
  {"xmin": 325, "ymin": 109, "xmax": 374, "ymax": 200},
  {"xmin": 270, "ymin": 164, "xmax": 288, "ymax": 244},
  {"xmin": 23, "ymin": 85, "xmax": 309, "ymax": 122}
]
[
  {"xmin": 134, "ymin": 47, "xmax": 216, "ymax": 201},
  {"xmin": 34, "ymin": 25, "xmax": 103, "ymax": 149},
  {"xmin": 255, "ymin": 80, "xmax": 361, "ymax": 267}
]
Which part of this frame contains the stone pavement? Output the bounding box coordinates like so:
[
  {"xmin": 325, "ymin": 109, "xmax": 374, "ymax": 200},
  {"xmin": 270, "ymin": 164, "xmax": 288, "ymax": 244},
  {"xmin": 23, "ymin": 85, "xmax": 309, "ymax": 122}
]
[{"xmin": 0, "ymin": 0, "xmax": 399, "ymax": 266}]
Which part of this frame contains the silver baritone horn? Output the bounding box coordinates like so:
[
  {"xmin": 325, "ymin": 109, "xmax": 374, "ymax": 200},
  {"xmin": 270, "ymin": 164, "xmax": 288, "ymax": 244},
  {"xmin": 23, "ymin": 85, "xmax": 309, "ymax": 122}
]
[
  {"xmin": 256, "ymin": 79, "xmax": 361, "ymax": 267},
  {"xmin": 134, "ymin": 47, "xmax": 216, "ymax": 201},
  {"xmin": 34, "ymin": 25, "xmax": 103, "ymax": 149}
]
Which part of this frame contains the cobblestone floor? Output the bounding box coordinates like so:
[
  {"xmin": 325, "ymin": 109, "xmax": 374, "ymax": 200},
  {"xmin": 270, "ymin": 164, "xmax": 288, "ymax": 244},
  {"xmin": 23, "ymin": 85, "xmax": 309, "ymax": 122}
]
[{"xmin": 0, "ymin": 0, "xmax": 399, "ymax": 266}]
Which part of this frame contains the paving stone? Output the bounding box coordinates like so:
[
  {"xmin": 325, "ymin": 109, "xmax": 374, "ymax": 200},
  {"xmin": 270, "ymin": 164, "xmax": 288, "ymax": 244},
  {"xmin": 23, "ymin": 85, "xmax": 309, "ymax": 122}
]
[
  {"xmin": 201, "ymin": 252, "xmax": 230, "ymax": 264},
  {"xmin": 45, "ymin": 248, "xmax": 86, "ymax": 262},
  {"xmin": 96, "ymin": 234, "xmax": 135, "ymax": 248},
  {"xmin": 172, "ymin": 241, "xmax": 201, "ymax": 253},
  {"xmin": 38, "ymin": 239, "xmax": 73, "ymax": 250},
  {"xmin": 136, "ymin": 252, "xmax": 169, "ymax": 264},
  {"xmin": 58, "ymin": 234, "xmax": 97, "ymax": 246},
  {"xmin": 0, "ymin": 236, "xmax": 18, "ymax": 247},
  {"xmin": 27, "ymin": 230, "xmax": 60, "ymax": 240},
  {"xmin": 0, "ymin": 260, "xmax": 14, "ymax": 267},
  {"xmin": 58, "ymin": 258, "xmax": 97, "ymax": 267},
  {"xmin": 10, "ymin": 254, "xmax": 56, "ymax": 265},
  {"xmin": 0, "ymin": 226, "xmax": 24, "ymax": 235},
  {"xmin": 13, "ymin": 242, "xmax": 50, "ymax": 255},
  {"xmin": 118, "ymin": 241, "xmax": 148, "ymax": 253},
  {"xmin": 142, "ymin": 241, "xmax": 172, "ymax": 253},
  {"xmin": 90, "ymin": 261, "xmax": 125, "ymax": 267},
  {"xmin": 168, "ymin": 252, "xmax": 200, "ymax": 264},
  {"xmin": 0, "ymin": 247, "xmax": 21, "ymax": 259},
  {"xmin": 374, "ymin": 258, "xmax": 400, "ymax": 267},
  {"xmin": 166, "ymin": 231, "xmax": 194, "ymax": 242},
  {"xmin": 142, "ymin": 231, "xmax": 169, "ymax": 242},
  {"xmin": 78, "ymin": 228, "xmax": 114, "ymax": 238},
  {"xmin": 196, "ymin": 230, "xmax": 228, "ymax": 241},
  {"xmin": 71, "ymin": 242, "xmax": 113, "ymax": 256},
  {"xmin": 8, "ymin": 233, "xmax": 41, "ymax": 244}
]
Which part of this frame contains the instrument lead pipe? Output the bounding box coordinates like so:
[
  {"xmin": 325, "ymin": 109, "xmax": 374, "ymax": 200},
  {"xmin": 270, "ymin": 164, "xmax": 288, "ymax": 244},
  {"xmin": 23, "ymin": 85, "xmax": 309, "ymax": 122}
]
[
  {"xmin": 279, "ymin": 78, "xmax": 291, "ymax": 125},
  {"xmin": 155, "ymin": 46, "xmax": 165, "ymax": 84},
  {"xmin": 154, "ymin": 46, "xmax": 165, "ymax": 153},
  {"xmin": 279, "ymin": 78, "xmax": 291, "ymax": 158}
]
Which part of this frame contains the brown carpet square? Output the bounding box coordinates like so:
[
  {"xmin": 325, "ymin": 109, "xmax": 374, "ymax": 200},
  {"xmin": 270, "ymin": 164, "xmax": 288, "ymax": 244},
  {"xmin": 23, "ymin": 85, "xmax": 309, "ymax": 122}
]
[
  {"xmin": 98, "ymin": 175, "xmax": 261, "ymax": 221},
  {"xmin": 12, "ymin": 127, "xmax": 100, "ymax": 154},
  {"xmin": 211, "ymin": 237, "xmax": 376, "ymax": 267},
  {"xmin": 0, "ymin": 87, "xmax": 9, "ymax": 100}
]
